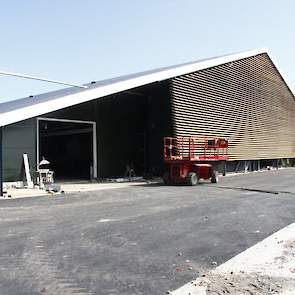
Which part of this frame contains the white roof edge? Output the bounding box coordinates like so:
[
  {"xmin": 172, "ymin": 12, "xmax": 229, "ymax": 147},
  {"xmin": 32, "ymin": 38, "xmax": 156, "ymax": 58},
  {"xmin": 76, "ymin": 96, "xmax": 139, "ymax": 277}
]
[
  {"xmin": 155, "ymin": 47, "xmax": 269, "ymax": 83},
  {"xmin": 0, "ymin": 47, "xmax": 284, "ymax": 127}
]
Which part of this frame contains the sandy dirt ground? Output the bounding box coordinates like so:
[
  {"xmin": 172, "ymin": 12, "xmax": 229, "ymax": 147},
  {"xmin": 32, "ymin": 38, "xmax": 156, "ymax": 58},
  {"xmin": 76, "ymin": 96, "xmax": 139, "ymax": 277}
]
[{"xmin": 172, "ymin": 223, "xmax": 295, "ymax": 295}]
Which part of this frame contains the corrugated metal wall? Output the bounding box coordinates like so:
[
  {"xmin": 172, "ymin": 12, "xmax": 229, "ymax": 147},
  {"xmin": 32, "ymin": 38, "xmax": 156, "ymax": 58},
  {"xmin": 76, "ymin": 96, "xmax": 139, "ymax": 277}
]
[
  {"xmin": 3, "ymin": 119, "xmax": 36, "ymax": 181},
  {"xmin": 169, "ymin": 53, "xmax": 295, "ymax": 160},
  {"xmin": 95, "ymin": 82, "xmax": 172, "ymax": 177}
]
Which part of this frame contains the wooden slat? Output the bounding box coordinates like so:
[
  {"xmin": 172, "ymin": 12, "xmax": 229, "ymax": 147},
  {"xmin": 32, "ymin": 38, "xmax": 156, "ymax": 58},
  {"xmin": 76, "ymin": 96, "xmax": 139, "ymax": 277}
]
[{"xmin": 169, "ymin": 53, "xmax": 295, "ymax": 161}]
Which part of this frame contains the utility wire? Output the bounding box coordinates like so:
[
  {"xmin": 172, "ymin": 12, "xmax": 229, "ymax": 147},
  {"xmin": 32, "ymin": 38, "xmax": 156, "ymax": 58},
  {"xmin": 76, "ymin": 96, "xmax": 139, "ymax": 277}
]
[{"xmin": 0, "ymin": 70, "xmax": 88, "ymax": 89}]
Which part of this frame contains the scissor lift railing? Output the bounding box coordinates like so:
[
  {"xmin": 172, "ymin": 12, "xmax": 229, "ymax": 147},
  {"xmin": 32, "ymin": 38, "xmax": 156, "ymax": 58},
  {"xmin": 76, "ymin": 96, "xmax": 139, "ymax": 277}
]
[{"xmin": 163, "ymin": 136, "xmax": 229, "ymax": 162}]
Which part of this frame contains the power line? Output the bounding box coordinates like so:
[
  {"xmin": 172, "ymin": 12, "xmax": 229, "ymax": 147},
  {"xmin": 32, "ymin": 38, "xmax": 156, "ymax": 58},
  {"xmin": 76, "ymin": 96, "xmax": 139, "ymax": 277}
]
[{"xmin": 0, "ymin": 70, "xmax": 88, "ymax": 89}]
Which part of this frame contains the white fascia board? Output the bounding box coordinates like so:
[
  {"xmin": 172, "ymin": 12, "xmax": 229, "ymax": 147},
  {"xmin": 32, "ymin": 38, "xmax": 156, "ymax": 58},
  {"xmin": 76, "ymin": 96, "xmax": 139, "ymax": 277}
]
[
  {"xmin": 155, "ymin": 47, "xmax": 269, "ymax": 82},
  {"xmin": 0, "ymin": 48, "xmax": 269, "ymax": 127}
]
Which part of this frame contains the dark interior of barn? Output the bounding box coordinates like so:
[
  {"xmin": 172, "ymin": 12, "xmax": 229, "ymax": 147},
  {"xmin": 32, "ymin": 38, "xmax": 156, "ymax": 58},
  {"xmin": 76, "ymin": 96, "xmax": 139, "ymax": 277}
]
[{"xmin": 39, "ymin": 120, "xmax": 93, "ymax": 180}]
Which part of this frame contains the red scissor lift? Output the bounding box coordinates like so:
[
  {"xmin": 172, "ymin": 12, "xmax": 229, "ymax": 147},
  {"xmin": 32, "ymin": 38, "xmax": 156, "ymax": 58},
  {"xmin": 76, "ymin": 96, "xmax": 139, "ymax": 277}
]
[{"xmin": 163, "ymin": 136, "xmax": 229, "ymax": 185}]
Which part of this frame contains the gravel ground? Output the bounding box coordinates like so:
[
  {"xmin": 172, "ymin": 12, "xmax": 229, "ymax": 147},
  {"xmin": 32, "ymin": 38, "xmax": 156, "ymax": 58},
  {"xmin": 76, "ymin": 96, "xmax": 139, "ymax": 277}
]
[{"xmin": 0, "ymin": 169, "xmax": 295, "ymax": 295}]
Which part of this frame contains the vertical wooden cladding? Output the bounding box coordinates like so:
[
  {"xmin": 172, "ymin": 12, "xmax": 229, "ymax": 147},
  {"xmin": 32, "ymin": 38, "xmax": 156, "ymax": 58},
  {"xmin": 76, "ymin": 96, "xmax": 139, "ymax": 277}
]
[{"xmin": 170, "ymin": 53, "xmax": 295, "ymax": 161}]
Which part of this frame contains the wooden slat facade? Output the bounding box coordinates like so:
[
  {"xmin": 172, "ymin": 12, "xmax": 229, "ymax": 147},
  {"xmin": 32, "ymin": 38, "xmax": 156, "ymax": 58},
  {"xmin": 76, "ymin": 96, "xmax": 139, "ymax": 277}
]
[{"xmin": 169, "ymin": 53, "xmax": 295, "ymax": 161}]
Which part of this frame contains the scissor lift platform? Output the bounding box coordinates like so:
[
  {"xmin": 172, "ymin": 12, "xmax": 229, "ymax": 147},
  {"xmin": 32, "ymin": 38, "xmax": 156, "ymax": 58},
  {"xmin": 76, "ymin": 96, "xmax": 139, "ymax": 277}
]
[{"xmin": 163, "ymin": 136, "xmax": 229, "ymax": 185}]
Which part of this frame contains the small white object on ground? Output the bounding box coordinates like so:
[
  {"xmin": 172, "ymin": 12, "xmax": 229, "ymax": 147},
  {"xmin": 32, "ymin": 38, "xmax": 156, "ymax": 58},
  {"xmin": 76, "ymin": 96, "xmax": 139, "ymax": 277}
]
[{"xmin": 23, "ymin": 154, "xmax": 34, "ymax": 188}]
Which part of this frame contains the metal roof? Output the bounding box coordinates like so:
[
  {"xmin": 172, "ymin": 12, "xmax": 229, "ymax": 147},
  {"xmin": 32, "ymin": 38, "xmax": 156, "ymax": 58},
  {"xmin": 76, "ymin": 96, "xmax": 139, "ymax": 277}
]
[{"xmin": 0, "ymin": 47, "xmax": 289, "ymax": 127}]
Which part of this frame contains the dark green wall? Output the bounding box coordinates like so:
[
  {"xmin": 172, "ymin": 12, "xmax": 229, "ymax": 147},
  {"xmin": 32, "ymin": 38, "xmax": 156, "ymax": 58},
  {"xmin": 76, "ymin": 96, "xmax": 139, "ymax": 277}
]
[
  {"xmin": 95, "ymin": 92, "xmax": 147, "ymax": 177},
  {"xmin": 3, "ymin": 119, "xmax": 36, "ymax": 181},
  {"xmin": 144, "ymin": 82, "xmax": 173, "ymax": 175}
]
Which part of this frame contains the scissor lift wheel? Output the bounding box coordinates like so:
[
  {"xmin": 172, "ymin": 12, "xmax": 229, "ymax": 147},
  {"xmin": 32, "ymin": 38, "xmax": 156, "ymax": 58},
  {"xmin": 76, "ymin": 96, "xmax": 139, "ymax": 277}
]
[
  {"xmin": 210, "ymin": 170, "xmax": 219, "ymax": 183},
  {"xmin": 187, "ymin": 172, "xmax": 198, "ymax": 186}
]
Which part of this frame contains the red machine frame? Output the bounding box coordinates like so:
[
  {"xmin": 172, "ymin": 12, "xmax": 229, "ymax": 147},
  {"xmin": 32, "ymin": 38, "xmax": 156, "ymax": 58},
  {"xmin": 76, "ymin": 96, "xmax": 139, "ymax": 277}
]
[{"xmin": 163, "ymin": 136, "xmax": 229, "ymax": 185}]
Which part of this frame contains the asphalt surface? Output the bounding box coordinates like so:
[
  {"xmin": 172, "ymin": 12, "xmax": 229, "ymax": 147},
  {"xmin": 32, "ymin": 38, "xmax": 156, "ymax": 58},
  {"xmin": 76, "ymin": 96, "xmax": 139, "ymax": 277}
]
[{"xmin": 1, "ymin": 169, "xmax": 295, "ymax": 295}]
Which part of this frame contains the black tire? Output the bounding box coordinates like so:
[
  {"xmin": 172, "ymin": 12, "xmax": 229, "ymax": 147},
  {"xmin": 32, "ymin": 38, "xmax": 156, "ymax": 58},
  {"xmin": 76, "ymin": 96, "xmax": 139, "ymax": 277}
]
[
  {"xmin": 210, "ymin": 170, "xmax": 219, "ymax": 183},
  {"xmin": 187, "ymin": 172, "xmax": 198, "ymax": 186},
  {"xmin": 163, "ymin": 172, "xmax": 171, "ymax": 185}
]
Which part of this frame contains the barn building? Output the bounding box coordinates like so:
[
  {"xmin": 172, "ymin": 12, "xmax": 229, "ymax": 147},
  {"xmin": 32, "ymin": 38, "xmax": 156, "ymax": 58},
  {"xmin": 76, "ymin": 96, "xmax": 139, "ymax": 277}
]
[{"xmin": 1, "ymin": 48, "xmax": 294, "ymax": 184}]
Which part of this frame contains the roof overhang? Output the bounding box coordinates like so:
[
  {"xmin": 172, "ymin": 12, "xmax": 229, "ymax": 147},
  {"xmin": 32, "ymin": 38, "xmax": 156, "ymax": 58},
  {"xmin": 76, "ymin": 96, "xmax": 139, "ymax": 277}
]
[{"xmin": 0, "ymin": 47, "xmax": 292, "ymax": 127}]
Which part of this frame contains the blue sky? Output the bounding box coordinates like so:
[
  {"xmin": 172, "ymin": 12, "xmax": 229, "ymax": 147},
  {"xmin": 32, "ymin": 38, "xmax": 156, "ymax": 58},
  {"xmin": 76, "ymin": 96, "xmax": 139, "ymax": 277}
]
[{"xmin": 0, "ymin": 0, "xmax": 294, "ymax": 102}]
